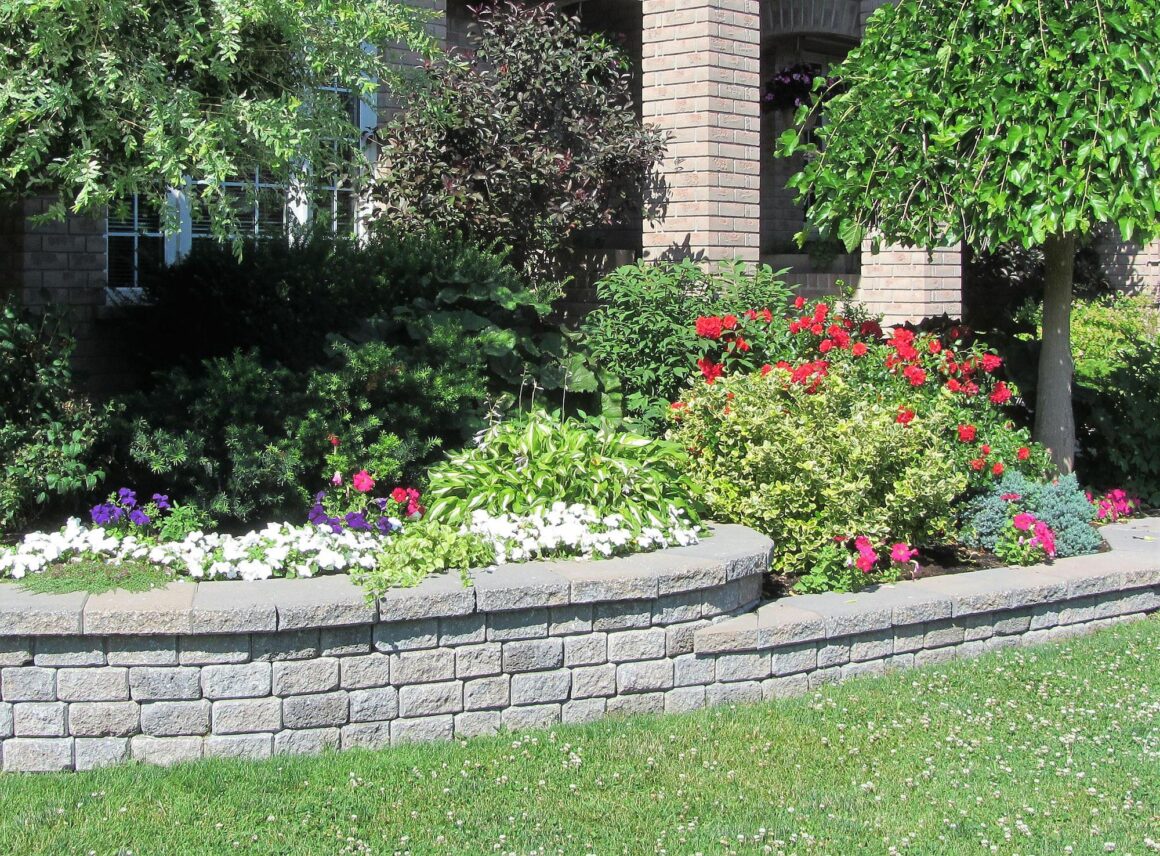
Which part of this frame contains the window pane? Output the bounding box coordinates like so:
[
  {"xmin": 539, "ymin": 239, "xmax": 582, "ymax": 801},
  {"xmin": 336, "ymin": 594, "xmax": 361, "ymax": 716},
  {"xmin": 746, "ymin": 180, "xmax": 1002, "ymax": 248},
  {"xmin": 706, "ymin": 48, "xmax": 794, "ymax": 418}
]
[{"xmin": 106, "ymin": 236, "xmax": 136, "ymax": 288}]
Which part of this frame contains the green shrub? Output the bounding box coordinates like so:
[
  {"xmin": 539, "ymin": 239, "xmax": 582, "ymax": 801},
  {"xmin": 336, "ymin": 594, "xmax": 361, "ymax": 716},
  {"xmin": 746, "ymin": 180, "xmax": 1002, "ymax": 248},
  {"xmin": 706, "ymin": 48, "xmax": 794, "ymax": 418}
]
[
  {"xmin": 578, "ymin": 261, "xmax": 792, "ymax": 432},
  {"xmin": 352, "ymin": 520, "xmax": 495, "ymax": 598},
  {"xmin": 0, "ymin": 299, "xmax": 109, "ymax": 535},
  {"xmin": 425, "ymin": 409, "xmax": 704, "ymax": 532}
]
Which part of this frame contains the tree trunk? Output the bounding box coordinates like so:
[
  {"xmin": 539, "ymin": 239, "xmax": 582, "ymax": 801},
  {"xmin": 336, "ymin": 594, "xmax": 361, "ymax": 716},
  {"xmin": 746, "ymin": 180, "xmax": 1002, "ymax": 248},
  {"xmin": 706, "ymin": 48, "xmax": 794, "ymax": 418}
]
[{"xmin": 1034, "ymin": 232, "xmax": 1077, "ymax": 473}]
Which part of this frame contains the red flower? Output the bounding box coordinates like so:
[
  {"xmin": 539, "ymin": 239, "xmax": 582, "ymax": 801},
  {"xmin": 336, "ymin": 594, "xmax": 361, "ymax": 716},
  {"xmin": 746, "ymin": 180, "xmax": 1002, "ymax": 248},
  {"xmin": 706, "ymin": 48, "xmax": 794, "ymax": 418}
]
[
  {"xmin": 928, "ymin": 339, "xmax": 942, "ymax": 354},
  {"xmin": 327, "ymin": 434, "xmax": 340, "ymax": 448},
  {"xmin": 761, "ymin": 308, "xmax": 774, "ymax": 323},
  {"xmin": 722, "ymin": 314, "xmax": 739, "ymax": 330},
  {"xmin": 896, "ymin": 407, "xmax": 916, "ymax": 425},
  {"xmin": 990, "ymin": 382, "xmax": 1012, "ymax": 404},
  {"xmin": 981, "ymin": 353, "xmax": 1003, "ymax": 372},
  {"xmin": 695, "ymin": 316, "xmax": 724, "ymax": 339},
  {"xmin": 946, "ymin": 378, "xmax": 962, "ymax": 393},
  {"xmin": 851, "ymin": 342, "xmax": 868, "ymax": 357},
  {"xmin": 776, "ymin": 360, "xmax": 791, "ymax": 370},
  {"xmin": 980, "ymin": 444, "xmax": 991, "ymax": 455},
  {"xmin": 697, "ymin": 358, "xmax": 723, "ymax": 384},
  {"xmin": 962, "ymin": 380, "xmax": 980, "ymax": 396},
  {"xmin": 992, "ymin": 461, "xmax": 1005, "ymax": 476},
  {"xmin": 789, "ymin": 319, "xmax": 803, "ymax": 334},
  {"xmin": 957, "ymin": 424, "xmax": 977, "ymax": 442},
  {"xmin": 813, "ymin": 302, "xmax": 829, "ymax": 323},
  {"xmin": 859, "ymin": 320, "xmax": 883, "ymax": 338},
  {"xmin": 734, "ymin": 336, "xmax": 750, "ymax": 352},
  {"xmin": 391, "ymin": 487, "xmax": 409, "ymax": 504},
  {"xmin": 670, "ymin": 401, "xmax": 686, "ymax": 410},
  {"xmin": 810, "ymin": 323, "xmax": 824, "ymax": 336},
  {"xmin": 970, "ymin": 458, "xmax": 986, "ymax": 471},
  {"xmin": 1017, "ymin": 446, "xmax": 1031, "ymax": 461},
  {"xmin": 744, "ymin": 309, "xmax": 758, "ymax": 321},
  {"xmin": 794, "ymin": 295, "xmax": 806, "ymax": 309},
  {"xmin": 902, "ymin": 365, "xmax": 927, "ymax": 386},
  {"xmin": 818, "ymin": 339, "xmax": 834, "ymax": 354},
  {"xmin": 760, "ymin": 363, "xmax": 773, "ymax": 376}
]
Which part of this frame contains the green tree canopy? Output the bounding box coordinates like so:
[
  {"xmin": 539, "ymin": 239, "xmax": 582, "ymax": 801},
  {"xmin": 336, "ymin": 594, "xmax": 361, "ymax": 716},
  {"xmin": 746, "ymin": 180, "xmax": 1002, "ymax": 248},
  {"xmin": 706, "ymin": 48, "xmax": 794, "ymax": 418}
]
[
  {"xmin": 0, "ymin": 0, "xmax": 433, "ymax": 236},
  {"xmin": 779, "ymin": 0, "xmax": 1160, "ymax": 471}
]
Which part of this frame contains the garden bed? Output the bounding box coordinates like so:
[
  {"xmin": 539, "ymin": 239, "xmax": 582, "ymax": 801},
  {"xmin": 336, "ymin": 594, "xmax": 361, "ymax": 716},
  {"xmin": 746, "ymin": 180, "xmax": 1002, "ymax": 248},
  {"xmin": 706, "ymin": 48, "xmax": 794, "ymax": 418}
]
[{"xmin": 1, "ymin": 518, "xmax": 1157, "ymax": 772}]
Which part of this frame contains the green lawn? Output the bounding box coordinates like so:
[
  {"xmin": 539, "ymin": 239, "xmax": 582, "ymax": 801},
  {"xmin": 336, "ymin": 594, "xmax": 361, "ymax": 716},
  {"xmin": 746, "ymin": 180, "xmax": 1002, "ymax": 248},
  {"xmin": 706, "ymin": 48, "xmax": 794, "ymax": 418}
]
[{"xmin": 2, "ymin": 618, "xmax": 1157, "ymax": 856}]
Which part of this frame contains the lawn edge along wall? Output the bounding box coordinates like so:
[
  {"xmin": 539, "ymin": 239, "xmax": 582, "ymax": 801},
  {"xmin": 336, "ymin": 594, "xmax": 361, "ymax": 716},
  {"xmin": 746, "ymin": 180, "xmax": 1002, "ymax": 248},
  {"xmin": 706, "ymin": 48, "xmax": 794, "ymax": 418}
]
[{"xmin": 0, "ymin": 521, "xmax": 1158, "ymax": 772}]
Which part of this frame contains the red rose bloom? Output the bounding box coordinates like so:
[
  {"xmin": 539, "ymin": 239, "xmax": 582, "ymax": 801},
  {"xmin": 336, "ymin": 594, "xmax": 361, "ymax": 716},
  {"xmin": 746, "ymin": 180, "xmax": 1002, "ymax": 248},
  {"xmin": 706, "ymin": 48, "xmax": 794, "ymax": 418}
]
[
  {"xmin": 761, "ymin": 308, "xmax": 774, "ymax": 323},
  {"xmin": 810, "ymin": 323, "xmax": 824, "ymax": 335},
  {"xmin": 946, "ymin": 378, "xmax": 962, "ymax": 393},
  {"xmin": 990, "ymin": 381, "xmax": 1012, "ymax": 404},
  {"xmin": 851, "ymin": 342, "xmax": 868, "ymax": 357},
  {"xmin": 734, "ymin": 336, "xmax": 751, "ymax": 352},
  {"xmin": 760, "ymin": 363, "xmax": 773, "ymax": 376},
  {"xmin": 695, "ymin": 316, "xmax": 724, "ymax": 339},
  {"xmin": 697, "ymin": 358, "xmax": 723, "ymax": 384},
  {"xmin": 928, "ymin": 339, "xmax": 942, "ymax": 354},
  {"xmin": 722, "ymin": 314, "xmax": 739, "ymax": 330},
  {"xmin": 794, "ymin": 295, "xmax": 806, "ymax": 309},
  {"xmin": 970, "ymin": 458, "xmax": 986, "ymax": 471},
  {"xmin": 818, "ymin": 339, "xmax": 834, "ymax": 353},
  {"xmin": 902, "ymin": 365, "xmax": 927, "ymax": 386},
  {"xmin": 981, "ymin": 444, "xmax": 991, "ymax": 455},
  {"xmin": 813, "ymin": 303, "xmax": 829, "ymax": 323},
  {"xmin": 992, "ymin": 462, "xmax": 1005, "ymax": 476},
  {"xmin": 896, "ymin": 407, "xmax": 916, "ymax": 425},
  {"xmin": 1017, "ymin": 446, "xmax": 1031, "ymax": 461},
  {"xmin": 981, "ymin": 353, "xmax": 1003, "ymax": 372},
  {"xmin": 957, "ymin": 424, "xmax": 977, "ymax": 442}
]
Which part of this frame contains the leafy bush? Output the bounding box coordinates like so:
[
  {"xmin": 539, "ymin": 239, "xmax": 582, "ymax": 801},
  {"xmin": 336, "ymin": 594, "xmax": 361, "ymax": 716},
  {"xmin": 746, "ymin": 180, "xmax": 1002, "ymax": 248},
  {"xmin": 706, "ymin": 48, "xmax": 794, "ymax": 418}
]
[
  {"xmin": 425, "ymin": 409, "xmax": 704, "ymax": 532},
  {"xmin": 959, "ymin": 472, "xmax": 1102, "ymax": 559},
  {"xmin": 352, "ymin": 520, "xmax": 494, "ymax": 597},
  {"xmin": 368, "ymin": 2, "xmax": 666, "ymax": 286},
  {"xmin": 578, "ymin": 261, "xmax": 792, "ymax": 432},
  {"xmin": 0, "ymin": 299, "xmax": 110, "ymax": 535}
]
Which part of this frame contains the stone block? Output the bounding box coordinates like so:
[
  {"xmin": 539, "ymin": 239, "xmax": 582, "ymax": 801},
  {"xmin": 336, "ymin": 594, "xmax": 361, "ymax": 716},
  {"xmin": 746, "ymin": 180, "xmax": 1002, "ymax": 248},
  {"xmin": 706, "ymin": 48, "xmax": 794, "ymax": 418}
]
[
  {"xmin": 993, "ymin": 611, "xmax": 1032, "ymax": 636},
  {"xmin": 807, "ymin": 666, "xmax": 842, "ymax": 690},
  {"xmin": 892, "ymin": 623, "xmax": 926, "ymax": 654},
  {"xmin": 548, "ymin": 605, "xmax": 593, "ymax": 636},
  {"xmin": 373, "ymin": 619, "xmax": 439, "ymax": 652},
  {"xmin": 464, "ymin": 676, "xmax": 509, "ymax": 711},
  {"xmin": 33, "ymin": 637, "xmax": 104, "ymax": 667},
  {"xmin": 885, "ymin": 653, "xmax": 915, "ymax": 673},
  {"xmin": 83, "ymin": 583, "xmax": 194, "ymax": 635},
  {"xmin": 399, "ymin": 682, "xmax": 462, "ymax": 717},
  {"xmin": 665, "ymin": 623, "xmax": 698, "ymax": 657},
  {"xmin": 251, "ymin": 629, "xmax": 320, "ymax": 662},
  {"xmin": 140, "ymin": 700, "xmax": 211, "ymax": 737},
  {"xmin": 958, "ymin": 640, "xmax": 989, "ymax": 659},
  {"xmin": 849, "ymin": 630, "xmax": 893, "ymax": 662},
  {"xmin": 472, "ymin": 562, "xmax": 570, "ymax": 611},
  {"xmin": 0, "ymin": 638, "xmax": 33, "ymax": 667},
  {"xmin": 986, "ymin": 634, "xmax": 1025, "ymax": 651},
  {"xmin": 340, "ymin": 654, "xmax": 392, "ymax": 690},
  {"xmin": 706, "ymin": 681, "xmax": 761, "ymax": 706},
  {"xmin": 841, "ymin": 660, "xmax": 885, "ymax": 681},
  {"xmin": 664, "ymin": 686, "xmax": 706, "ymax": 713},
  {"xmin": 439, "ymin": 615, "xmax": 486, "ymax": 646},
  {"xmin": 572, "ymin": 664, "xmax": 617, "ymax": 699},
  {"xmin": 915, "ymin": 646, "xmax": 958, "ymax": 667},
  {"xmin": 14, "ymin": 702, "xmax": 66, "ymax": 736},
  {"xmin": 213, "ymin": 698, "xmax": 282, "ymax": 734},
  {"xmin": 265, "ymin": 575, "xmax": 376, "ymax": 630},
  {"xmin": 486, "ymin": 609, "xmax": 549, "ymax": 641},
  {"xmin": 701, "ymin": 580, "xmax": 753, "ymax": 618},
  {"xmin": 191, "ymin": 581, "xmax": 278, "ymax": 633},
  {"xmin": 455, "ymin": 710, "xmax": 501, "ymax": 738},
  {"xmin": 923, "ymin": 619, "xmax": 966, "ymax": 649},
  {"xmin": 617, "ymin": 660, "xmax": 674, "ymax": 694},
  {"xmin": 377, "ymin": 571, "xmax": 475, "ymax": 622},
  {"xmin": 1096, "ymin": 588, "xmax": 1160, "ymax": 618},
  {"xmin": 391, "ymin": 715, "xmax": 454, "ymax": 744},
  {"xmin": 510, "ymin": 670, "xmax": 571, "ymax": 705},
  {"xmin": 788, "ymin": 592, "xmax": 893, "ymax": 637},
  {"xmin": 592, "ymin": 600, "xmax": 652, "ymax": 632},
  {"xmin": 283, "ymin": 692, "xmax": 349, "ymax": 729},
  {"xmin": 607, "ymin": 628, "xmax": 667, "ymax": 663},
  {"xmin": 673, "ymin": 653, "xmax": 715, "ymax": 687},
  {"xmin": 563, "ymin": 634, "xmax": 607, "ymax": 667},
  {"xmin": 761, "ymin": 674, "xmax": 809, "ymax": 700},
  {"xmin": 1058, "ymin": 597, "xmax": 1098, "ymax": 626},
  {"xmin": 769, "ymin": 642, "xmax": 817, "ymax": 676},
  {"xmin": 652, "ymin": 591, "xmax": 703, "ymax": 625},
  {"xmin": 0, "ymin": 701, "xmax": 11, "ymax": 738},
  {"xmin": 320, "ymin": 627, "xmax": 372, "ymax": 657},
  {"xmin": 392, "ymin": 649, "xmax": 455, "ymax": 685},
  {"xmin": 106, "ymin": 637, "xmax": 179, "ymax": 667},
  {"xmin": 202, "ymin": 662, "xmax": 271, "ymax": 699},
  {"xmin": 276, "ymin": 728, "xmax": 341, "ymax": 755},
  {"xmin": 695, "ymin": 613, "xmax": 760, "ymax": 654},
  {"xmin": 349, "ymin": 687, "xmax": 399, "ymax": 722},
  {"xmin": 715, "ymin": 651, "xmax": 770, "ymax": 682},
  {"xmin": 606, "ymin": 692, "xmax": 664, "ymax": 717},
  {"xmin": 817, "ymin": 641, "xmax": 850, "ymax": 669},
  {"xmin": 205, "ymin": 734, "xmax": 273, "ymax": 760},
  {"xmin": 273, "ymin": 659, "xmax": 339, "ymax": 696},
  {"xmin": 57, "ymin": 667, "xmax": 129, "ymax": 702},
  {"xmin": 1029, "ymin": 603, "xmax": 1061, "ymax": 630},
  {"xmin": 963, "ymin": 613, "xmax": 996, "ymax": 641},
  {"xmin": 130, "ymin": 667, "xmax": 202, "ymax": 701},
  {"xmin": 503, "ymin": 639, "xmax": 564, "ymax": 673},
  {"xmin": 455, "ymin": 644, "xmax": 503, "ymax": 679},
  {"xmin": 179, "ymin": 634, "xmax": 250, "ymax": 665},
  {"xmin": 556, "ymin": 556, "xmax": 658, "ymax": 604},
  {"xmin": 501, "ymin": 703, "xmax": 560, "ymax": 731},
  {"xmin": 0, "ymin": 589, "xmax": 86, "ymax": 636},
  {"xmin": 3, "ymin": 737, "xmax": 74, "ymax": 772},
  {"xmin": 68, "ymin": 701, "xmax": 139, "ymax": 737},
  {"xmin": 75, "ymin": 737, "xmax": 130, "ymax": 770},
  {"xmin": 562, "ymin": 698, "xmax": 606, "ymax": 724},
  {"xmin": 753, "ymin": 602, "xmax": 827, "ymax": 647},
  {"xmin": 130, "ymin": 735, "xmax": 202, "ymax": 766},
  {"xmin": 2, "ymin": 666, "xmax": 56, "ymax": 701}
]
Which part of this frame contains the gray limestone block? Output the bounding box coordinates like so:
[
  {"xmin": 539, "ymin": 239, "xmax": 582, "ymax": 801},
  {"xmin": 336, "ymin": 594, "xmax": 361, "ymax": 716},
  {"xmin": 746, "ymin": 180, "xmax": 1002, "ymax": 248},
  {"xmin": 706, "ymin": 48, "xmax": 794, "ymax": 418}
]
[
  {"xmin": 83, "ymin": 583, "xmax": 194, "ymax": 635},
  {"xmin": 267, "ymin": 576, "xmax": 376, "ymax": 631},
  {"xmin": 714, "ymin": 651, "xmax": 770, "ymax": 683},
  {"xmin": 502, "ymin": 638, "xmax": 564, "ymax": 673},
  {"xmin": 693, "ymin": 613, "xmax": 760, "ymax": 654},
  {"xmin": 563, "ymin": 634, "xmax": 607, "ymax": 667},
  {"xmin": 510, "ymin": 670, "xmax": 571, "ymax": 706},
  {"xmin": 673, "ymin": 653, "xmax": 715, "ymax": 687},
  {"xmin": 282, "ymin": 691, "xmax": 349, "ymax": 729},
  {"xmin": 68, "ymin": 701, "xmax": 140, "ymax": 737},
  {"xmin": 701, "ymin": 580, "xmax": 752, "ymax": 618},
  {"xmin": 273, "ymin": 658, "xmax": 340, "ymax": 696},
  {"xmin": 892, "ymin": 623, "xmax": 926, "ymax": 655},
  {"xmin": 106, "ymin": 637, "xmax": 179, "ymax": 667},
  {"xmin": 57, "ymin": 667, "xmax": 130, "ymax": 702},
  {"xmin": 320, "ymin": 626, "xmax": 372, "ymax": 657},
  {"xmin": 787, "ymin": 592, "xmax": 893, "ymax": 638},
  {"xmin": 391, "ymin": 715, "xmax": 454, "ymax": 745},
  {"xmin": 848, "ymin": 629, "xmax": 893, "ymax": 663},
  {"xmin": 571, "ymin": 664, "xmax": 617, "ymax": 699},
  {"xmin": 0, "ymin": 589, "xmax": 86, "ymax": 636},
  {"xmin": 985, "ymin": 634, "xmax": 1024, "ymax": 651},
  {"xmin": 251, "ymin": 629, "xmax": 320, "ymax": 662},
  {"xmin": 1058, "ymin": 596, "xmax": 1098, "ymax": 626},
  {"xmin": 2, "ymin": 666, "xmax": 56, "ymax": 701},
  {"xmin": 993, "ymin": 610, "xmax": 1033, "ymax": 636},
  {"xmin": 0, "ymin": 701, "xmax": 11, "ymax": 738},
  {"xmin": 606, "ymin": 692, "xmax": 664, "ymax": 718},
  {"xmin": 201, "ymin": 662, "xmax": 272, "ymax": 699},
  {"xmin": 486, "ymin": 609, "xmax": 549, "ymax": 642},
  {"xmin": 652, "ymin": 591, "xmax": 703, "ymax": 626},
  {"xmin": 1019, "ymin": 628, "xmax": 1057, "ymax": 647},
  {"xmin": 439, "ymin": 615, "xmax": 487, "ymax": 647},
  {"xmin": 212, "ymin": 698, "xmax": 282, "ymax": 734},
  {"xmin": 807, "ymin": 666, "xmax": 843, "ymax": 690},
  {"xmin": 464, "ymin": 676, "xmax": 509, "ymax": 711},
  {"xmin": 190, "ymin": 581, "xmax": 278, "ymax": 634},
  {"xmin": 754, "ymin": 601, "xmax": 827, "ymax": 647},
  {"xmin": 555, "ymin": 556, "xmax": 658, "ymax": 604},
  {"xmin": 204, "ymin": 734, "xmax": 273, "ymax": 760},
  {"xmin": 373, "ymin": 619, "xmax": 439, "ymax": 653},
  {"xmin": 923, "ymin": 619, "xmax": 966, "ymax": 649},
  {"xmin": 179, "ymin": 634, "xmax": 250, "ymax": 666},
  {"xmin": 769, "ymin": 642, "xmax": 817, "ymax": 677},
  {"xmin": 275, "ymin": 728, "xmax": 341, "ymax": 756},
  {"xmin": 455, "ymin": 643, "xmax": 503, "ymax": 679},
  {"xmin": 349, "ymin": 687, "xmax": 399, "ymax": 723},
  {"xmin": 501, "ymin": 703, "xmax": 561, "ymax": 731},
  {"xmin": 548, "ymin": 605, "xmax": 593, "ymax": 636},
  {"xmin": 665, "ymin": 623, "xmax": 698, "ymax": 657},
  {"xmin": 915, "ymin": 646, "xmax": 958, "ymax": 667},
  {"xmin": 33, "ymin": 637, "xmax": 104, "ymax": 668},
  {"xmin": 399, "ymin": 682, "xmax": 463, "ymax": 717},
  {"xmin": 14, "ymin": 701, "xmax": 67, "ymax": 736},
  {"xmin": 592, "ymin": 600, "xmax": 652, "ymax": 632},
  {"xmin": 706, "ymin": 680, "xmax": 762, "ymax": 706},
  {"xmin": 341, "ymin": 722, "xmax": 393, "ymax": 750},
  {"xmin": 885, "ymin": 653, "xmax": 915, "ymax": 673},
  {"xmin": 607, "ymin": 628, "xmax": 667, "ymax": 663},
  {"xmin": 341, "ymin": 654, "xmax": 392, "ymax": 690},
  {"xmin": 841, "ymin": 660, "xmax": 886, "ymax": 681},
  {"xmin": 761, "ymin": 673, "xmax": 809, "ymax": 700},
  {"xmin": 664, "ymin": 686, "xmax": 706, "ymax": 714},
  {"xmin": 561, "ymin": 698, "xmax": 606, "ymax": 725},
  {"xmin": 130, "ymin": 735, "xmax": 203, "ymax": 766},
  {"xmin": 957, "ymin": 640, "xmax": 989, "ymax": 659},
  {"xmin": 1096, "ymin": 588, "xmax": 1160, "ymax": 618},
  {"xmin": 377, "ymin": 572, "xmax": 475, "ymax": 622},
  {"xmin": 816, "ymin": 641, "xmax": 851, "ymax": 669},
  {"xmin": 0, "ymin": 637, "xmax": 33, "ymax": 667},
  {"xmin": 1030, "ymin": 602, "xmax": 1061, "ymax": 630},
  {"xmin": 454, "ymin": 710, "xmax": 501, "ymax": 738},
  {"xmin": 3, "ymin": 737, "xmax": 74, "ymax": 772},
  {"xmin": 471, "ymin": 562, "xmax": 570, "ymax": 612},
  {"xmin": 963, "ymin": 613, "xmax": 997, "ymax": 641},
  {"xmin": 140, "ymin": 700, "xmax": 211, "ymax": 737},
  {"xmin": 129, "ymin": 667, "xmax": 202, "ymax": 701},
  {"xmin": 616, "ymin": 660, "xmax": 674, "ymax": 694},
  {"xmin": 75, "ymin": 737, "xmax": 130, "ymax": 770},
  {"xmin": 392, "ymin": 649, "xmax": 455, "ymax": 685}
]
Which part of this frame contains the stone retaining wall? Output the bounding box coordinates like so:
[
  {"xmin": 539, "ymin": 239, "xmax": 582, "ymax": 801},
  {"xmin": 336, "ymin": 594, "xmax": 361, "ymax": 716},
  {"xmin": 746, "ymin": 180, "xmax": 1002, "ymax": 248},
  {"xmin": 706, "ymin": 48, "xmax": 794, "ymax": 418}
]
[{"xmin": 1, "ymin": 520, "xmax": 1157, "ymax": 773}]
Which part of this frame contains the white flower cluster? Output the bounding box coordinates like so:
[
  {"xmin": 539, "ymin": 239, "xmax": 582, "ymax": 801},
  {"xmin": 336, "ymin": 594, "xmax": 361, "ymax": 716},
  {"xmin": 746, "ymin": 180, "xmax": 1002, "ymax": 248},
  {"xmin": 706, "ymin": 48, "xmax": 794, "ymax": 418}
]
[
  {"xmin": 465, "ymin": 502, "xmax": 700, "ymax": 565},
  {"xmin": 0, "ymin": 518, "xmax": 395, "ymax": 582}
]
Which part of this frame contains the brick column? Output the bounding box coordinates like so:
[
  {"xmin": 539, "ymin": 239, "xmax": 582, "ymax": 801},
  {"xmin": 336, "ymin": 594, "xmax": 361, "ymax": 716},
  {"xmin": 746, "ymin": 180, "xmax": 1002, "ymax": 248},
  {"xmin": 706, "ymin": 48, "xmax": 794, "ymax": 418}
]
[
  {"xmin": 857, "ymin": 241, "xmax": 963, "ymax": 323},
  {"xmin": 641, "ymin": 0, "xmax": 761, "ymax": 263}
]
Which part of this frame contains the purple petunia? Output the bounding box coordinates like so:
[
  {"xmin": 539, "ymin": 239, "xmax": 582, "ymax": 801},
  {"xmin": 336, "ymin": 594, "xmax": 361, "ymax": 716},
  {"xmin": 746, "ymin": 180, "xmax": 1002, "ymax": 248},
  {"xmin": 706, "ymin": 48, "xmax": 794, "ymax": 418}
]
[
  {"xmin": 128, "ymin": 509, "xmax": 151, "ymax": 527},
  {"xmin": 152, "ymin": 493, "xmax": 171, "ymax": 511},
  {"xmin": 344, "ymin": 512, "xmax": 371, "ymax": 532},
  {"xmin": 118, "ymin": 488, "xmax": 137, "ymax": 508}
]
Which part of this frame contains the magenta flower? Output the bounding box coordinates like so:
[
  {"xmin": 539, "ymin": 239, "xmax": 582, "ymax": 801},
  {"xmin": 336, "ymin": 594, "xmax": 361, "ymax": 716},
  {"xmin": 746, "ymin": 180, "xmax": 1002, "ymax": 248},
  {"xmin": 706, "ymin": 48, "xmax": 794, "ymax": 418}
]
[
  {"xmin": 352, "ymin": 470, "xmax": 375, "ymax": 494},
  {"xmin": 890, "ymin": 542, "xmax": 917, "ymax": 564},
  {"xmin": 331, "ymin": 471, "xmax": 343, "ymax": 486},
  {"xmin": 1012, "ymin": 512, "xmax": 1036, "ymax": 532}
]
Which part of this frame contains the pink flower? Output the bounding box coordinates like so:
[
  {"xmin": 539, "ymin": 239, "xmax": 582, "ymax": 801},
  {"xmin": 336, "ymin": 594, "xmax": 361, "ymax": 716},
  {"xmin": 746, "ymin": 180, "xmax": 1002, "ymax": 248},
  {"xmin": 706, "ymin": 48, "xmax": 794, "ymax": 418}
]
[
  {"xmin": 1012, "ymin": 512, "xmax": 1036, "ymax": 532},
  {"xmin": 1000, "ymin": 492, "xmax": 1022, "ymax": 502},
  {"xmin": 853, "ymin": 535, "xmax": 878, "ymax": 573},
  {"xmin": 391, "ymin": 487, "xmax": 409, "ymax": 504},
  {"xmin": 331, "ymin": 471, "xmax": 343, "ymax": 486},
  {"xmin": 352, "ymin": 470, "xmax": 375, "ymax": 493},
  {"xmin": 890, "ymin": 542, "xmax": 917, "ymax": 564},
  {"xmin": 1032, "ymin": 521, "xmax": 1056, "ymax": 557}
]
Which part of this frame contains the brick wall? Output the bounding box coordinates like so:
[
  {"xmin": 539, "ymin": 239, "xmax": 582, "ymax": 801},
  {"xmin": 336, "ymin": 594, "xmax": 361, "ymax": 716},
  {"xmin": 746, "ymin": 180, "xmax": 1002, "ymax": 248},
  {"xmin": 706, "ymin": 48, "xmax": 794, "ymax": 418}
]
[{"xmin": 1092, "ymin": 226, "xmax": 1160, "ymax": 302}]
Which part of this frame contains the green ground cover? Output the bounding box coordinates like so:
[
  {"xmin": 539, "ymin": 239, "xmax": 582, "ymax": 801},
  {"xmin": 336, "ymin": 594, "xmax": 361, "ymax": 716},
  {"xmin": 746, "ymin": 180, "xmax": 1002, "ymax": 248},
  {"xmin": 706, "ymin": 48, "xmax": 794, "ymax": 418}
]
[{"xmin": 1, "ymin": 617, "xmax": 1157, "ymax": 855}]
